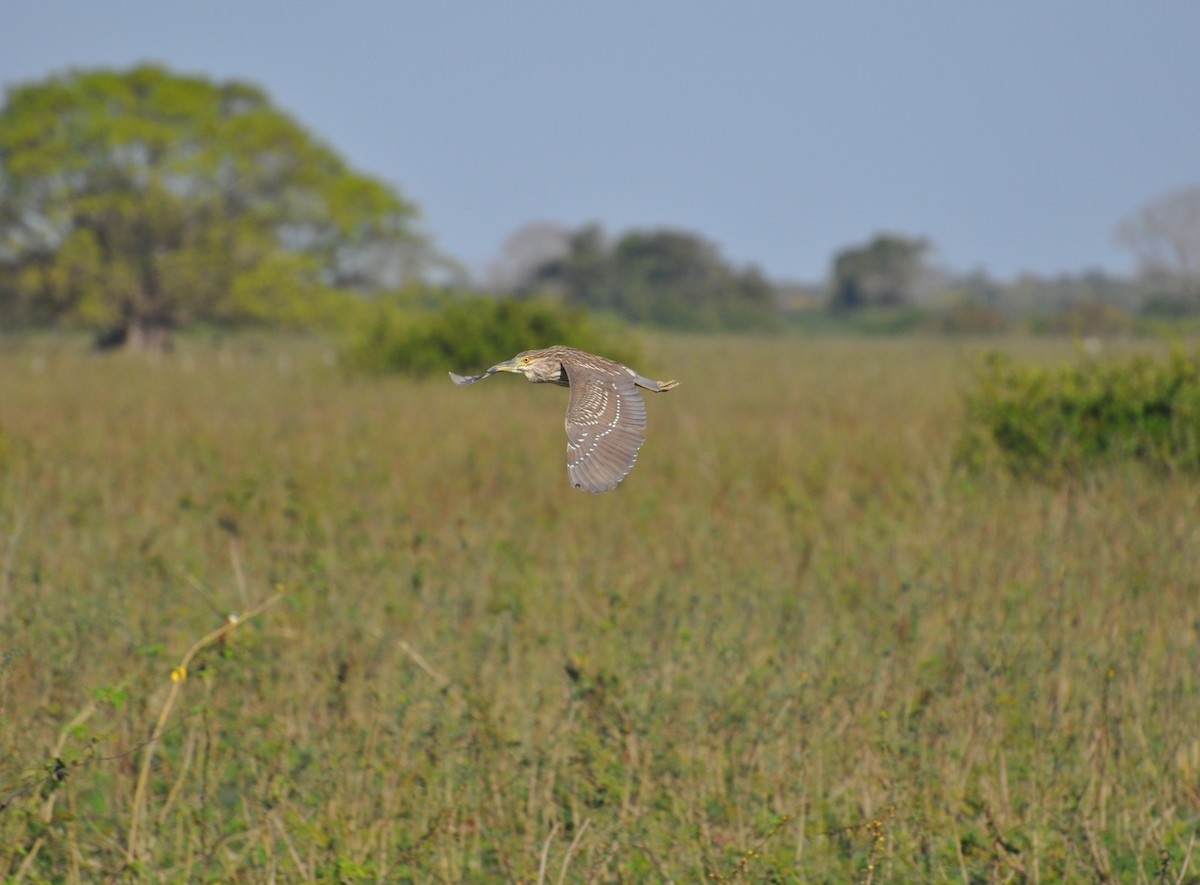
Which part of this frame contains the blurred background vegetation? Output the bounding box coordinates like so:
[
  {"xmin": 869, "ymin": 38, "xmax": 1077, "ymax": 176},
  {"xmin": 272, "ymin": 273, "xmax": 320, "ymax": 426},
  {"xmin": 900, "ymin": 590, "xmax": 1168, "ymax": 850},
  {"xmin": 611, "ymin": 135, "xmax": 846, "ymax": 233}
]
[{"xmin": 2, "ymin": 65, "xmax": 1200, "ymax": 368}]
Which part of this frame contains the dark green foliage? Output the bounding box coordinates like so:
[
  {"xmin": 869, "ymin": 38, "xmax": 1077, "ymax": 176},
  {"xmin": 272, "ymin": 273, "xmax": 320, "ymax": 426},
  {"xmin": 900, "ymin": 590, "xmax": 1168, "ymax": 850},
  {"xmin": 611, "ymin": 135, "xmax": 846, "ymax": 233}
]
[
  {"xmin": 830, "ymin": 233, "xmax": 931, "ymax": 310},
  {"xmin": 960, "ymin": 349, "xmax": 1200, "ymax": 477},
  {"xmin": 345, "ymin": 294, "xmax": 641, "ymax": 376},
  {"xmin": 606, "ymin": 230, "xmax": 777, "ymax": 330},
  {"xmin": 529, "ymin": 225, "xmax": 780, "ymax": 331}
]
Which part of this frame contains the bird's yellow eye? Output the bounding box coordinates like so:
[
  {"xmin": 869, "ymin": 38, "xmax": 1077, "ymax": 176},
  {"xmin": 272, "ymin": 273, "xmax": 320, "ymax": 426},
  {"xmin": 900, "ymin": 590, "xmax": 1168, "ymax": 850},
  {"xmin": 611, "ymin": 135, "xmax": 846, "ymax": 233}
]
[{"xmin": 521, "ymin": 356, "xmax": 531, "ymax": 364}]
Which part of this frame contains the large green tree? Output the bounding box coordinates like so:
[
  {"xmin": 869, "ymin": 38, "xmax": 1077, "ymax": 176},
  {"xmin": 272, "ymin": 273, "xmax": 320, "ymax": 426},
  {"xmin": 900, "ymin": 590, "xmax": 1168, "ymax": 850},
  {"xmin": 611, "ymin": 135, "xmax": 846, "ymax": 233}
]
[{"xmin": 0, "ymin": 65, "xmax": 437, "ymax": 346}]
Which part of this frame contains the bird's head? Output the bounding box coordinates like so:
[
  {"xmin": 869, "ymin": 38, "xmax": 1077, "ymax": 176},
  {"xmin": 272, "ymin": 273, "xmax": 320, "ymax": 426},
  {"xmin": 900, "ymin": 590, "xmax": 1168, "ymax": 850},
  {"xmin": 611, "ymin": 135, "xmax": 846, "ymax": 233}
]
[{"xmin": 487, "ymin": 349, "xmax": 562, "ymax": 384}]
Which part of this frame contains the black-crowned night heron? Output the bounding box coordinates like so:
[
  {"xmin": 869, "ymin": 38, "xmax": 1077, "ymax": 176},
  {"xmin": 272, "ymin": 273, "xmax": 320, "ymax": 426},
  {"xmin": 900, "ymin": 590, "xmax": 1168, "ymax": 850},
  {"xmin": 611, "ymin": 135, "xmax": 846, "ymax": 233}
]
[{"xmin": 450, "ymin": 345, "xmax": 679, "ymax": 493}]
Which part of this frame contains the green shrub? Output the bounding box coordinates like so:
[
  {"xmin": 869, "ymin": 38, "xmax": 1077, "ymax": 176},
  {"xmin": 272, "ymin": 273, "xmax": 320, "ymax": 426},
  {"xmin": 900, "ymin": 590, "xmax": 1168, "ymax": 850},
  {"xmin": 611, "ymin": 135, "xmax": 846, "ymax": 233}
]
[
  {"xmin": 958, "ymin": 349, "xmax": 1200, "ymax": 478},
  {"xmin": 344, "ymin": 295, "xmax": 641, "ymax": 376}
]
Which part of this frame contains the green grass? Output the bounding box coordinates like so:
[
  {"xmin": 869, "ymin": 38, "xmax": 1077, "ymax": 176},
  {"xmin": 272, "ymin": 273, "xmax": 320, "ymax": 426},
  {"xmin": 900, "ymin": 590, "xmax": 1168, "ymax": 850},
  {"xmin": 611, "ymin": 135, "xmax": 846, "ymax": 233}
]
[{"xmin": 1, "ymin": 332, "xmax": 1198, "ymax": 882}]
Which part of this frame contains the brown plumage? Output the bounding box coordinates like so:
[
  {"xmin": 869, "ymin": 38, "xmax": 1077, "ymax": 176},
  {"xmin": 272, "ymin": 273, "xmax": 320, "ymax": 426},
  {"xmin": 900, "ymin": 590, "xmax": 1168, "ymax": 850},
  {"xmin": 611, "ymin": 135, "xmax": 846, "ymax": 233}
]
[{"xmin": 450, "ymin": 345, "xmax": 679, "ymax": 492}]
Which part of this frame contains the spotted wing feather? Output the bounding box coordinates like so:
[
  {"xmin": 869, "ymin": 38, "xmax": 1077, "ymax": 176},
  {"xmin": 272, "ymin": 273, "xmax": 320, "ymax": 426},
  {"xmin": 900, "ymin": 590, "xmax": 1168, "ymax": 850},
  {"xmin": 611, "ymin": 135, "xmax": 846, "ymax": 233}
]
[{"xmin": 563, "ymin": 368, "xmax": 648, "ymax": 493}]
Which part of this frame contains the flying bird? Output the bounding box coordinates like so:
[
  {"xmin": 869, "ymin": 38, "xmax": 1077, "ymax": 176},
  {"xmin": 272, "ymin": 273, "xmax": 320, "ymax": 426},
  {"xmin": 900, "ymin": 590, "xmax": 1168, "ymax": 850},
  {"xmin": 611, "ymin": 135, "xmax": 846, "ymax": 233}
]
[{"xmin": 450, "ymin": 345, "xmax": 678, "ymax": 492}]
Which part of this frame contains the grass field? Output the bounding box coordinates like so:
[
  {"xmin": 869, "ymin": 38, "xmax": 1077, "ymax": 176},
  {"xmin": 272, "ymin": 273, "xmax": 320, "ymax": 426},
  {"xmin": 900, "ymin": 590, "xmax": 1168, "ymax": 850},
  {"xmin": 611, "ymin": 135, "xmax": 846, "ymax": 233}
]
[{"xmin": 1, "ymin": 333, "xmax": 1198, "ymax": 882}]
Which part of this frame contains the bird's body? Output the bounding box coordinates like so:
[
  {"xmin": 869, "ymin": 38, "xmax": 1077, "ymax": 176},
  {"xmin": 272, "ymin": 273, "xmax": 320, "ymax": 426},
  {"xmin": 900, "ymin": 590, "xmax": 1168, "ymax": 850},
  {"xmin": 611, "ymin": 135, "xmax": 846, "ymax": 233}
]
[{"xmin": 450, "ymin": 345, "xmax": 678, "ymax": 493}]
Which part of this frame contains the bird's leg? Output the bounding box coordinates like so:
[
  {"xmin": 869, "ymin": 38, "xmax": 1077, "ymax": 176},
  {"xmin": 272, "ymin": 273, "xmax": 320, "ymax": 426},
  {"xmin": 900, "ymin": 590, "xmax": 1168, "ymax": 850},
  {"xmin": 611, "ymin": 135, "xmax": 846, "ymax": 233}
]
[{"xmin": 630, "ymin": 371, "xmax": 679, "ymax": 392}]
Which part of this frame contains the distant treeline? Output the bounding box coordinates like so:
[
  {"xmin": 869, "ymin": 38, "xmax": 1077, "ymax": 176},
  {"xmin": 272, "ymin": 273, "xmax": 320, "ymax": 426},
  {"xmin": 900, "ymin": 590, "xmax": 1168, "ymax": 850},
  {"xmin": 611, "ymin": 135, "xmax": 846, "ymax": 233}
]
[
  {"xmin": 488, "ymin": 223, "xmax": 777, "ymax": 331},
  {"xmin": 488, "ymin": 224, "xmax": 1200, "ymax": 335},
  {"xmin": 1, "ymin": 65, "xmax": 1197, "ymax": 348}
]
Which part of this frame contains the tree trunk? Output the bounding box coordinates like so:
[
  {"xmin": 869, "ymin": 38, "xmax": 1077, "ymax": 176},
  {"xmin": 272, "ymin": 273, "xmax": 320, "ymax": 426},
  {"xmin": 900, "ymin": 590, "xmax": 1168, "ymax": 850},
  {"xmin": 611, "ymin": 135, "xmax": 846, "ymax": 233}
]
[
  {"xmin": 95, "ymin": 318, "xmax": 173, "ymax": 351},
  {"xmin": 127, "ymin": 318, "xmax": 172, "ymax": 351}
]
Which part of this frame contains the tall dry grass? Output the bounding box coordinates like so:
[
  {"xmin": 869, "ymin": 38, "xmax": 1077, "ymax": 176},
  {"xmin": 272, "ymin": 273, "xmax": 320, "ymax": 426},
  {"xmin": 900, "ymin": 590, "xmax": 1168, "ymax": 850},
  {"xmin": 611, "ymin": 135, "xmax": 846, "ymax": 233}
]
[{"xmin": 0, "ymin": 333, "xmax": 1197, "ymax": 882}]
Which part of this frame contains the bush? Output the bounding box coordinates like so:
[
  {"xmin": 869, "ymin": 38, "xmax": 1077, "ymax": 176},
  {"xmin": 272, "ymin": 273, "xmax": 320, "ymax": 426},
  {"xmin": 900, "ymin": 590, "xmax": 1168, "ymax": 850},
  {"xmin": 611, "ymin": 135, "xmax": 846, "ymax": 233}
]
[
  {"xmin": 344, "ymin": 295, "xmax": 642, "ymax": 376},
  {"xmin": 958, "ymin": 349, "xmax": 1200, "ymax": 479}
]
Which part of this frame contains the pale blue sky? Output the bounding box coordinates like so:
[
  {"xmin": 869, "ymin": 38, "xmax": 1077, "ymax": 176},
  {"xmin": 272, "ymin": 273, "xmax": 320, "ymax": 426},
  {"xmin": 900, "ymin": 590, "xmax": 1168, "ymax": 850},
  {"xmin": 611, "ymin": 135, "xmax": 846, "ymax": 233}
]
[{"xmin": 3, "ymin": 2, "xmax": 1198, "ymax": 282}]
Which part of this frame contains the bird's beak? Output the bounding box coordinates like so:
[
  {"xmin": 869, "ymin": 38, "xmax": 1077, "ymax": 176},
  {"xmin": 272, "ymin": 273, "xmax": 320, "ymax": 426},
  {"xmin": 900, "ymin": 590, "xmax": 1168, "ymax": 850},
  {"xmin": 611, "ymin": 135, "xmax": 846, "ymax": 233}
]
[{"xmin": 449, "ymin": 357, "xmax": 521, "ymax": 387}]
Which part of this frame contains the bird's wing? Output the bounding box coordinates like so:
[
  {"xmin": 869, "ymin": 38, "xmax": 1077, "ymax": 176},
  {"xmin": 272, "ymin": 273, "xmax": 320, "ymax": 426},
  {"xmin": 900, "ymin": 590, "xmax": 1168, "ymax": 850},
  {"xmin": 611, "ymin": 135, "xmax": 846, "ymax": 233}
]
[{"xmin": 564, "ymin": 369, "xmax": 648, "ymax": 493}]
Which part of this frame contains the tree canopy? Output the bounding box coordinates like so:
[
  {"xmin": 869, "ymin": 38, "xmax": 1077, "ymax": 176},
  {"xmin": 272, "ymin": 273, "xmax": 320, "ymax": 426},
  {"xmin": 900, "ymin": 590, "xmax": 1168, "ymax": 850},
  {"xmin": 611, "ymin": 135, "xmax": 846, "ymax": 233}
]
[
  {"xmin": 830, "ymin": 233, "xmax": 932, "ymax": 311},
  {"xmin": 518, "ymin": 224, "xmax": 778, "ymax": 331},
  {"xmin": 0, "ymin": 65, "xmax": 439, "ymax": 346}
]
